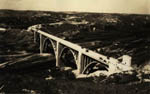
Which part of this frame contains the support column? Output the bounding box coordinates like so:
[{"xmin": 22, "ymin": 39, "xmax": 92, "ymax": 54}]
[
  {"xmin": 77, "ymin": 52, "xmax": 82, "ymax": 74},
  {"xmin": 34, "ymin": 31, "xmax": 36, "ymax": 43},
  {"xmin": 56, "ymin": 41, "xmax": 61, "ymax": 67},
  {"xmin": 40, "ymin": 34, "xmax": 43, "ymax": 54}
]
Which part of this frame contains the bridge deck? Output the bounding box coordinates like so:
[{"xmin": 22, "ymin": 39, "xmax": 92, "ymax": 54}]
[{"xmin": 37, "ymin": 30, "xmax": 111, "ymax": 66}]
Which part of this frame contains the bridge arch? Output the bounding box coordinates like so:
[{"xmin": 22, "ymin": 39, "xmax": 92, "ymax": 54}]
[
  {"xmin": 43, "ymin": 38, "xmax": 56, "ymax": 55},
  {"xmin": 82, "ymin": 61, "xmax": 109, "ymax": 74},
  {"xmin": 59, "ymin": 47, "xmax": 77, "ymax": 69}
]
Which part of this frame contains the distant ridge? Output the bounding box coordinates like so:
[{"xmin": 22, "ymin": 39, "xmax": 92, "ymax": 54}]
[{"xmin": 0, "ymin": 9, "xmax": 149, "ymax": 16}]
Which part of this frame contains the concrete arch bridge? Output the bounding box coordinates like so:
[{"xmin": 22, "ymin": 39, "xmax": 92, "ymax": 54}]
[{"xmin": 28, "ymin": 26, "xmax": 133, "ymax": 74}]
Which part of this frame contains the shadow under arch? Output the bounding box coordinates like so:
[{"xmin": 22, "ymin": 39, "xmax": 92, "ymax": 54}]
[
  {"xmin": 43, "ymin": 38, "xmax": 55, "ymax": 55},
  {"xmin": 35, "ymin": 33, "xmax": 40, "ymax": 46},
  {"xmin": 82, "ymin": 61, "xmax": 109, "ymax": 74},
  {"xmin": 59, "ymin": 47, "xmax": 77, "ymax": 69}
]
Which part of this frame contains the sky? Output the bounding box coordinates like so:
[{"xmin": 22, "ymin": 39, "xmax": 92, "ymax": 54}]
[{"xmin": 0, "ymin": 0, "xmax": 149, "ymax": 14}]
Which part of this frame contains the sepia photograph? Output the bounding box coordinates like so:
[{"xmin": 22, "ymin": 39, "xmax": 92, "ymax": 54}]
[{"xmin": 0, "ymin": 0, "xmax": 150, "ymax": 94}]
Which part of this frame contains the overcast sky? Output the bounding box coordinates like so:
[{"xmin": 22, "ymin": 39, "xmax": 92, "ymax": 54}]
[{"xmin": 0, "ymin": 0, "xmax": 149, "ymax": 14}]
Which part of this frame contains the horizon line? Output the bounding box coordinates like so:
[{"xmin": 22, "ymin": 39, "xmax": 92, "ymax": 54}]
[{"xmin": 0, "ymin": 9, "xmax": 150, "ymax": 15}]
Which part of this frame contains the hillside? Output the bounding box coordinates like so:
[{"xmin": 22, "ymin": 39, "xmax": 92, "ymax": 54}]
[{"xmin": 0, "ymin": 10, "xmax": 150, "ymax": 94}]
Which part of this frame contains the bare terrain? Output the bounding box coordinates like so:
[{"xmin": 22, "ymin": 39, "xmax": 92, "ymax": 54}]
[{"xmin": 0, "ymin": 10, "xmax": 150, "ymax": 94}]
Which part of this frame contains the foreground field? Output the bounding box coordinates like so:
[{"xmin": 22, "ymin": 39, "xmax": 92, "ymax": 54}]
[{"xmin": 0, "ymin": 10, "xmax": 150, "ymax": 94}]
